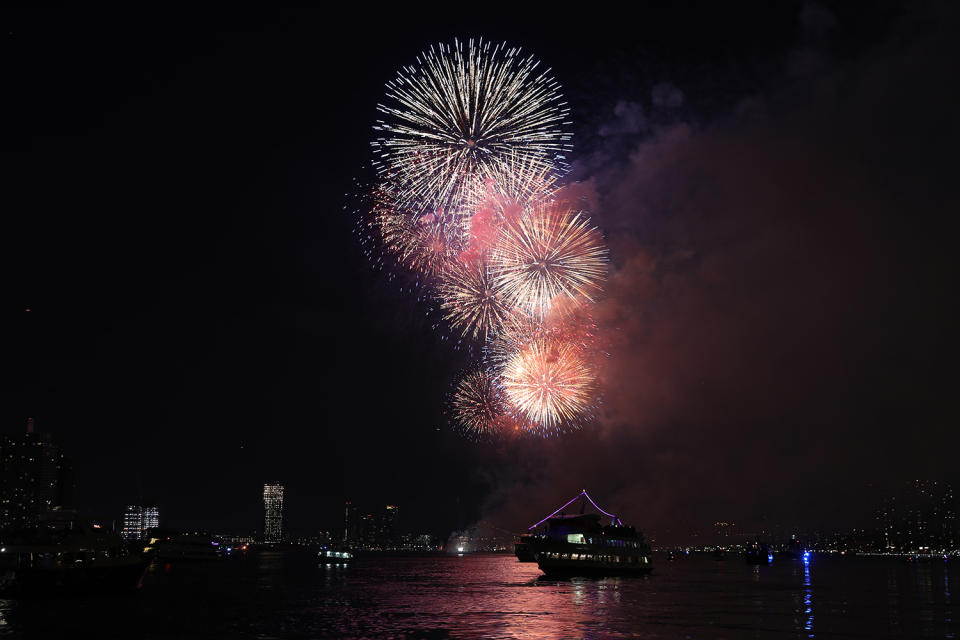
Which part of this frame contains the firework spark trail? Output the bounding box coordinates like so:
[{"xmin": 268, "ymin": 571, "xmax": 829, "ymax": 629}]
[
  {"xmin": 452, "ymin": 369, "xmax": 508, "ymax": 437},
  {"xmin": 466, "ymin": 148, "xmax": 563, "ymax": 212},
  {"xmin": 438, "ymin": 260, "xmax": 511, "ymax": 340},
  {"xmin": 485, "ymin": 307, "xmax": 600, "ymax": 370},
  {"xmin": 501, "ymin": 336, "xmax": 596, "ymax": 430},
  {"xmin": 489, "ymin": 202, "xmax": 608, "ymax": 318},
  {"xmin": 373, "ymin": 38, "xmax": 572, "ymax": 220},
  {"xmin": 374, "ymin": 204, "xmax": 463, "ymax": 278}
]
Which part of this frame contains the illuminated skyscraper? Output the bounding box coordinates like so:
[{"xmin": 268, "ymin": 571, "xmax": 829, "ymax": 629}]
[
  {"xmin": 121, "ymin": 504, "xmax": 160, "ymax": 540},
  {"xmin": 263, "ymin": 482, "xmax": 284, "ymax": 543},
  {"xmin": 122, "ymin": 506, "xmax": 143, "ymax": 540},
  {"xmin": 142, "ymin": 505, "xmax": 160, "ymax": 531}
]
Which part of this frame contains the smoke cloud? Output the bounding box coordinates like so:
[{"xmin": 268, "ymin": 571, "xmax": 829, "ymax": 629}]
[{"xmin": 483, "ymin": 6, "xmax": 958, "ymax": 543}]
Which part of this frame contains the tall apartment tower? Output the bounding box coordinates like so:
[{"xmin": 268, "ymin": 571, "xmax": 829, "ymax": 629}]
[
  {"xmin": 122, "ymin": 506, "xmax": 144, "ymax": 540},
  {"xmin": 121, "ymin": 505, "xmax": 160, "ymax": 540},
  {"xmin": 0, "ymin": 419, "xmax": 73, "ymax": 530},
  {"xmin": 263, "ymin": 482, "xmax": 285, "ymax": 544}
]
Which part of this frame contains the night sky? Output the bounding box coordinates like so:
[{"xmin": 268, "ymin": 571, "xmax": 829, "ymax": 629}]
[{"xmin": 5, "ymin": 3, "xmax": 958, "ymax": 542}]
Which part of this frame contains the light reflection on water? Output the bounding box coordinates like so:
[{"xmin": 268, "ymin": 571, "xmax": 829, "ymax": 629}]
[{"xmin": 0, "ymin": 552, "xmax": 955, "ymax": 638}]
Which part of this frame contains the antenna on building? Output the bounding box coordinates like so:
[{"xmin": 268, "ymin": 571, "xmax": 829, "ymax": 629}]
[{"xmin": 26, "ymin": 417, "xmax": 34, "ymax": 433}]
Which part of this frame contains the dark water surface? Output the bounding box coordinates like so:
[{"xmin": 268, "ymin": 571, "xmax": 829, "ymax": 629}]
[{"xmin": 0, "ymin": 552, "xmax": 955, "ymax": 638}]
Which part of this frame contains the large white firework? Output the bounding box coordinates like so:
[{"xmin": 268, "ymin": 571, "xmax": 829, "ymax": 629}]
[
  {"xmin": 488, "ymin": 201, "xmax": 608, "ymax": 318},
  {"xmin": 372, "ymin": 38, "xmax": 572, "ymax": 220}
]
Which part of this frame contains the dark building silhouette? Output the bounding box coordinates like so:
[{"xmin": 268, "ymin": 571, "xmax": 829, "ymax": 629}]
[
  {"xmin": 0, "ymin": 419, "xmax": 74, "ymax": 530},
  {"xmin": 343, "ymin": 500, "xmax": 359, "ymax": 544},
  {"xmin": 347, "ymin": 502, "xmax": 400, "ymax": 549}
]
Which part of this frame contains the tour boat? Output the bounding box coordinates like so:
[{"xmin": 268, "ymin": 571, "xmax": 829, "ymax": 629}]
[{"xmin": 522, "ymin": 490, "xmax": 653, "ymax": 577}]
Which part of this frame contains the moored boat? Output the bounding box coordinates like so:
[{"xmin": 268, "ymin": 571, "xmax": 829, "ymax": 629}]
[
  {"xmin": 514, "ymin": 533, "xmax": 538, "ymax": 562},
  {"xmin": 0, "ymin": 512, "xmax": 148, "ymax": 597}
]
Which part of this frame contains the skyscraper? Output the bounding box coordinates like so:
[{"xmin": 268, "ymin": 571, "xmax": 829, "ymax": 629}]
[
  {"xmin": 143, "ymin": 505, "xmax": 160, "ymax": 531},
  {"xmin": 0, "ymin": 419, "xmax": 73, "ymax": 530},
  {"xmin": 263, "ymin": 482, "xmax": 284, "ymax": 543},
  {"xmin": 343, "ymin": 500, "xmax": 358, "ymax": 544},
  {"xmin": 121, "ymin": 505, "xmax": 160, "ymax": 540},
  {"xmin": 122, "ymin": 506, "xmax": 144, "ymax": 540}
]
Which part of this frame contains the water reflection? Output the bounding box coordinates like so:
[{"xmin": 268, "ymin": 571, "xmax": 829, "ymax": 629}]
[
  {"xmin": 0, "ymin": 554, "xmax": 955, "ymax": 638},
  {"xmin": 946, "ymin": 563, "xmax": 954, "ymax": 640},
  {"xmin": 803, "ymin": 558, "xmax": 814, "ymax": 637}
]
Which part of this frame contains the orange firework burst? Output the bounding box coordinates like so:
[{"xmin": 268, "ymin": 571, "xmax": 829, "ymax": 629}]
[
  {"xmin": 438, "ymin": 260, "xmax": 511, "ymax": 339},
  {"xmin": 489, "ymin": 201, "xmax": 607, "ymax": 317},
  {"xmin": 486, "ymin": 308, "xmax": 599, "ymax": 369},
  {"xmin": 500, "ymin": 336, "xmax": 596, "ymax": 430}
]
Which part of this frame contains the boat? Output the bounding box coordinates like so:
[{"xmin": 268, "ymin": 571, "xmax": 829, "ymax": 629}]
[
  {"xmin": 514, "ymin": 533, "xmax": 538, "ymax": 562},
  {"xmin": 318, "ymin": 546, "xmax": 354, "ymax": 565},
  {"xmin": 0, "ymin": 511, "xmax": 148, "ymax": 596},
  {"xmin": 524, "ymin": 490, "xmax": 653, "ymax": 577},
  {"xmin": 744, "ymin": 541, "xmax": 773, "ymax": 564}
]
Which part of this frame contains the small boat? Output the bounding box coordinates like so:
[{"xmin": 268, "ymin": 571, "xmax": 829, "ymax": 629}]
[
  {"xmin": 526, "ymin": 490, "xmax": 653, "ymax": 577},
  {"xmin": 744, "ymin": 542, "xmax": 773, "ymax": 564},
  {"xmin": 0, "ymin": 512, "xmax": 148, "ymax": 596},
  {"xmin": 514, "ymin": 533, "xmax": 538, "ymax": 562},
  {"xmin": 318, "ymin": 546, "xmax": 354, "ymax": 565}
]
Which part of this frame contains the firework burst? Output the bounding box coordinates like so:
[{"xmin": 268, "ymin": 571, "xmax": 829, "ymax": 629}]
[
  {"xmin": 500, "ymin": 336, "xmax": 596, "ymax": 431},
  {"xmin": 372, "ymin": 38, "xmax": 572, "ymax": 220},
  {"xmin": 363, "ymin": 38, "xmax": 608, "ymax": 441},
  {"xmin": 489, "ymin": 202, "xmax": 608, "ymax": 317},
  {"xmin": 438, "ymin": 260, "xmax": 511, "ymax": 339},
  {"xmin": 485, "ymin": 307, "xmax": 599, "ymax": 370},
  {"xmin": 374, "ymin": 206, "xmax": 463, "ymax": 278},
  {"xmin": 451, "ymin": 369, "xmax": 508, "ymax": 437}
]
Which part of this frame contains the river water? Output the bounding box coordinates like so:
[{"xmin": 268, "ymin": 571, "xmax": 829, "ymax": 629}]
[{"xmin": 0, "ymin": 552, "xmax": 954, "ymax": 638}]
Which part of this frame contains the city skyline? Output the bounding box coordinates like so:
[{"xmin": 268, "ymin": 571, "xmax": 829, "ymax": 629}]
[{"xmin": 1, "ymin": 414, "xmax": 957, "ymax": 549}]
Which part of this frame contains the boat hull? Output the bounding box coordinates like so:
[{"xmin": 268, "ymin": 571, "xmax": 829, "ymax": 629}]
[
  {"xmin": 534, "ymin": 544, "xmax": 653, "ymax": 577},
  {"xmin": 537, "ymin": 558, "xmax": 653, "ymax": 577},
  {"xmin": 514, "ymin": 541, "xmax": 537, "ymax": 562}
]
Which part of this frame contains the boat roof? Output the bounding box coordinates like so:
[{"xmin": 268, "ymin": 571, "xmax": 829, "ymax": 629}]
[{"xmin": 547, "ymin": 513, "xmax": 602, "ymax": 521}]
